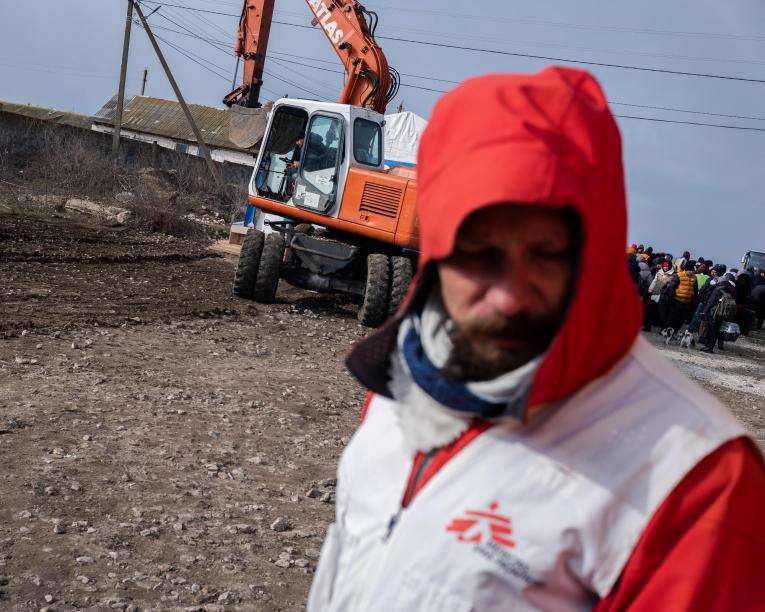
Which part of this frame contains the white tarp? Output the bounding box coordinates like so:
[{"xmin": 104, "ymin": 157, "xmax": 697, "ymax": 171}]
[{"xmin": 384, "ymin": 111, "xmax": 427, "ymax": 168}]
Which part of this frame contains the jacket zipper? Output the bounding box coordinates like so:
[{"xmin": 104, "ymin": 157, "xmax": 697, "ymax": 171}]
[{"xmin": 383, "ymin": 449, "xmax": 437, "ymax": 542}]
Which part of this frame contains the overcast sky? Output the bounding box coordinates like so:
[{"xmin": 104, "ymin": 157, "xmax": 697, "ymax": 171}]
[{"xmin": 1, "ymin": 0, "xmax": 764, "ymax": 267}]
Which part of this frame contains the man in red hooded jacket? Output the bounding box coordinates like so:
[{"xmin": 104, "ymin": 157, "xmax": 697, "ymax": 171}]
[{"xmin": 307, "ymin": 68, "xmax": 765, "ymax": 611}]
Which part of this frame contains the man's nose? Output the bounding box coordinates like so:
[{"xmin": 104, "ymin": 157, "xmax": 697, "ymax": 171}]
[{"xmin": 482, "ymin": 265, "xmax": 531, "ymax": 317}]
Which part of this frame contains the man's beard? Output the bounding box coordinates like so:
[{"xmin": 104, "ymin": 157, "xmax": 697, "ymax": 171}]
[{"xmin": 442, "ymin": 311, "xmax": 564, "ymax": 382}]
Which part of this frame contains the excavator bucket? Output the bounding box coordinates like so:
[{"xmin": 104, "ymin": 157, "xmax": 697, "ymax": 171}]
[{"xmin": 227, "ymin": 102, "xmax": 273, "ymax": 150}]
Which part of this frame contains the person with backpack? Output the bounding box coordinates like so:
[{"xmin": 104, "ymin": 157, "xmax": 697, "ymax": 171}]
[
  {"xmin": 665, "ymin": 260, "xmax": 698, "ymax": 335},
  {"xmin": 648, "ymin": 260, "xmax": 675, "ymax": 330},
  {"xmin": 701, "ymin": 273, "xmax": 737, "ymax": 353}
]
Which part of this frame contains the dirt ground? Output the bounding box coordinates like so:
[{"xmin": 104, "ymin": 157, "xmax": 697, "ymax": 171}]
[{"xmin": 1, "ymin": 196, "xmax": 763, "ymax": 611}]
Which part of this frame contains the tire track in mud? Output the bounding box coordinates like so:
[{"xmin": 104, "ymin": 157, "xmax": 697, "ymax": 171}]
[
  {"xmin": 1, "ymin": 251, "xmax": 220, "ymax": 264},
  {"xmin": 1, "ymin": 208, "xmax": 239, "ymax": 335}
]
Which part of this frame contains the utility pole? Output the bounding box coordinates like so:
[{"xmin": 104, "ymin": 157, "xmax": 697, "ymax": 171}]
[
  {"xmin": 140, "ymin": 68, "xmax": 148, "ymax": 95},
  {"xmin": 112, "ymin": 0, "xmax": 134, "ymax": 157},
  {"xmin": 133, "ymin": 1, "xmax": 225, "ymax": 191}
]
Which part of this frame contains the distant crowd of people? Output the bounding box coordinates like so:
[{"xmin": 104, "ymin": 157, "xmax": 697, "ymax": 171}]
[{"xmin": 627, "ymin": 244, "xmax": 765, "ymax": 354}]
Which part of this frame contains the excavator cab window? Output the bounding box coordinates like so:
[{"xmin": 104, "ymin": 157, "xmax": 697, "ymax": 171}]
[
  {"xmin": 300, "ymin": 113, "xmax": 343, "ymax": 196},
  {"xmin": 255, "ymin": 105, "xmax": 308, "ymax": 203},
  {"xmin": 353, "ymin": 118, "xmax": 382, "ymax": 167}
]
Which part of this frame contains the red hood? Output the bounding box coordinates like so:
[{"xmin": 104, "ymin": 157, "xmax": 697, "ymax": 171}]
[{"xmin": 348, "ymin": 67, "xmax": 642, "ymax": 413}]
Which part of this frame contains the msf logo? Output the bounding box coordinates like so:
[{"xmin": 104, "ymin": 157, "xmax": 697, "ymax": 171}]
[
  {"xmin": 307, "ymin": 0, "xmax": 346, "ymax": 46},
  {"xmin": 446, "ymin": 502, "xmax": 516, "ymax": 548}
]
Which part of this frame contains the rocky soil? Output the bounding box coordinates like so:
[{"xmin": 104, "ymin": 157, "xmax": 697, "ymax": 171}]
[
  {"xmin": 1, "ymin": 197, "xmax": 366, "ymax": 611},
  {"xmin": 1, "ymin": 194, "xmax": 763, "ymax": 611}
]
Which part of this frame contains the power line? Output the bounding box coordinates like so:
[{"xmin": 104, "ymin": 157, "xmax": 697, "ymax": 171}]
[
  {"xmin": 613, "ymin": 115, "xmax": 765, "ymax": 132},
  {"xmin": 368, "ymin": 22, "xmax": 765, "ymax": 68},
  {"xmin": 370, "ymin": 5, "xmax": 765, "ymax": 43},
  {"xmin": 375, "ymin": 34, "xmax": 765, "ymax": 86},
  {"xmin": 136, "ymin": 3, "xmax": 765, "ymax": 131},
  {"xmin": 141, "ymin": 14, "xmax": 334, "ymax": 102},
  {"xmin": 259, "ymin": 57, "xmax": 765, "ymax": 130},
  {"xmin": 154, "ymin": 11, "xmax": 231, "ymax": 54},
  {"xmin": 267, "ymin": 56, "xmax": 339, "ymax": 95},
  {"xmin": 174, "ymin": 0, "xmax": 231, "ymax": 39},
  {"xmin": 147, "ymin": 29, "xmax": 230, "ymax": 81},
  {"xmin": 262, "ymin": 69, "xmax": 330, "ymax": 101},
  {"xmin": 241, "ymin": 51, "xmax": 765, "ymax": 123},
  {"xmin": 610, "ymin": 102, "xmax": 765, "ymax": 122},
  {"xmin": 139, "ymin": 2, "xmax": 765, "ymax": 85},
  {"xmin": 154, "ymin": 30, "xmax": 232, "ymax": 75}
]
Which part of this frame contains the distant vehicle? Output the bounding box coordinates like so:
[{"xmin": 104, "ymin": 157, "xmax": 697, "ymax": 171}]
[{"xmin": 742, "ymin": 250, "xmax": 765, "ymax": 273}]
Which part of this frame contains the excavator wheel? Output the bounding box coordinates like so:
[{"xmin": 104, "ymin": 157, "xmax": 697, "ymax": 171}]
[
  {"xmin": 358, "ymin": 253, "xmax": 390, "ymax": 328},
  {"xmin": 253, "ymin": 233, "xmax": 285, "ymax": 303},
  {"xmin": 233, "ymin": 229, "xmax": 265, "ymax": 299},
  {"xmin": 388, "ymin": 256, "xmax": 414, "ymax": 317}
]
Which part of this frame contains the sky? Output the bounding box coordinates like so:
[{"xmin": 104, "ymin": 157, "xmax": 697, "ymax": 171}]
[{"xmin": 1, "ymin": 0, "xmax": 764, "ymax": 267}]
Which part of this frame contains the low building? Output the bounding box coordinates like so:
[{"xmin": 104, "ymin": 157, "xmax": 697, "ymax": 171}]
[{"xmin": 91, "ymin": 94, "xmax": 258, "ymax": 167}]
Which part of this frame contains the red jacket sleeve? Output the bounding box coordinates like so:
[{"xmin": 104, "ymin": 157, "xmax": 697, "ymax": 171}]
[{"xmin": 596, "ymin": 437, "xmax": 765, "ymax": 611}]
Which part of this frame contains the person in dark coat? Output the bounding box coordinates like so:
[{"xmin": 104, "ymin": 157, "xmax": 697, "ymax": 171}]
[
  {"xmin": 748, "ymin": 269, "xmax": 765, "ymax": 330},
  {"xmin": 752, "ymin": 283, "xmax": 765, "ymax": 330},
  {"xmin": 627, "ymin": 253, "xmax": 640, "ymax": 289},
  {"xmin": 700, "ymin": 273, "xmax": 736, "ymax": 354},
  {"xmin": 735, "ymin": 270, "xmax": 755, "ymax": 334}
]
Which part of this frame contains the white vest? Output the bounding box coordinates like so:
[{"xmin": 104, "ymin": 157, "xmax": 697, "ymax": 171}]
[{"xmin": 308, "ymin": 337, "xmax": 745, "ymax": 611}]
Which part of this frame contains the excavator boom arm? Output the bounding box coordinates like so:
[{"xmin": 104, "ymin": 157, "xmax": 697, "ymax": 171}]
[
  {"xmin": 304, "ymin": 0, "xmax": 396, "ymax": 113},
  {"xmin": 223, "ymin": 0, "xmax": 276, "ymax": 108},
  {"xmin": 224, "ymin": 0, "xmax": 397, "ymax": 114}
]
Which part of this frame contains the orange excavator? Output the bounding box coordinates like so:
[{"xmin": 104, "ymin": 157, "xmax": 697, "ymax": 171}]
[{"xmin": 224, "ymin": 0, "xmax": 418, "ymax": 327}]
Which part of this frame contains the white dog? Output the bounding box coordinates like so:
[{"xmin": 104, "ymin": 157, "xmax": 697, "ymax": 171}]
[
  {"xmin": 679, "ymin": 329, "xmax": 694, "ymax": 348},
  {"xmin": 661, "ymin": 327, "xmax": 675, "ymax": 346}
]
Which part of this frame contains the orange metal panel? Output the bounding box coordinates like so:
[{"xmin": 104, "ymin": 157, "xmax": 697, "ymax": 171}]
[
  {"xmin": 248, "ymin": 194, "xmax": 397, "ymax": 244},
  {"xmin": 249, "ymin": 167, "xmax": 419, "ymax": 249},
  {"xmin": 338, "ymin": 167, "xmax": 406, "ymax": 235},
  {"xmin": 395, "ymin": 182, "xmax": 419, "ymax": 249}
]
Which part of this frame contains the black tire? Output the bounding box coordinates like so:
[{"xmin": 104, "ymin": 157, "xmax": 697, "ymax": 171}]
[
  {"xmin": 253, "ymin": 233, "xmax": 285, "ymax": 303},
  {"xmin": 388, "ymin": 255, "xmax": 414, "ymax": 317},
  {"xmin": 358, "ymin": 253, "xmax": 390, "ymax": 327},
  {"xmin": 233, "ymin": 229, "xmax": 264, "ymax": 299}
]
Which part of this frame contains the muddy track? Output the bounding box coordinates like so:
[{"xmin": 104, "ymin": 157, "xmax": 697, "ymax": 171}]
[
  {"xmin": 0, "ymin": 207, "xmax": 241, "ymax": 336},
  {"xmin": 1, "ymin": 252, "xmax": 221, "ymax": 264}
]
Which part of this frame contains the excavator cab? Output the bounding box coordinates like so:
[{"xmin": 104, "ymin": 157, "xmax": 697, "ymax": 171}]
[{"xmin": 252, "ymin": 99, "xmax": 385, "ymax": 216}]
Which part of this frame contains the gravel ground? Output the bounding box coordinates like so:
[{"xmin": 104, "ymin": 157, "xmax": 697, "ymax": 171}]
[
  {"xmin": 644, "ymin": 329, "xmax": 765, "ymax": 449},
  {"xmin": 1, "ymin": 197, "xmax": 763, "ymax": 610}
]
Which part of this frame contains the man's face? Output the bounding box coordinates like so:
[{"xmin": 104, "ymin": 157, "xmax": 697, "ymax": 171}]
[{"xmin": 438, "ymin": 204, "xmax": 579, "ymax": 381}]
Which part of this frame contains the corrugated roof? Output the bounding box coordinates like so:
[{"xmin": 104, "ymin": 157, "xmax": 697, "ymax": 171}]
[
  {"xmin": 0, "ymin": 100, "xmax": 93, "ymax": 130},
  {"xmin": 92, "ymin": 94, "xmax": 248, "ymax": 151}
]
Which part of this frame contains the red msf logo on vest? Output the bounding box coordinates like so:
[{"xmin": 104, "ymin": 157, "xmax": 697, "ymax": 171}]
[{"xmin": 446, "ymin": 502, "xmax": 515, "ymax": 548}]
